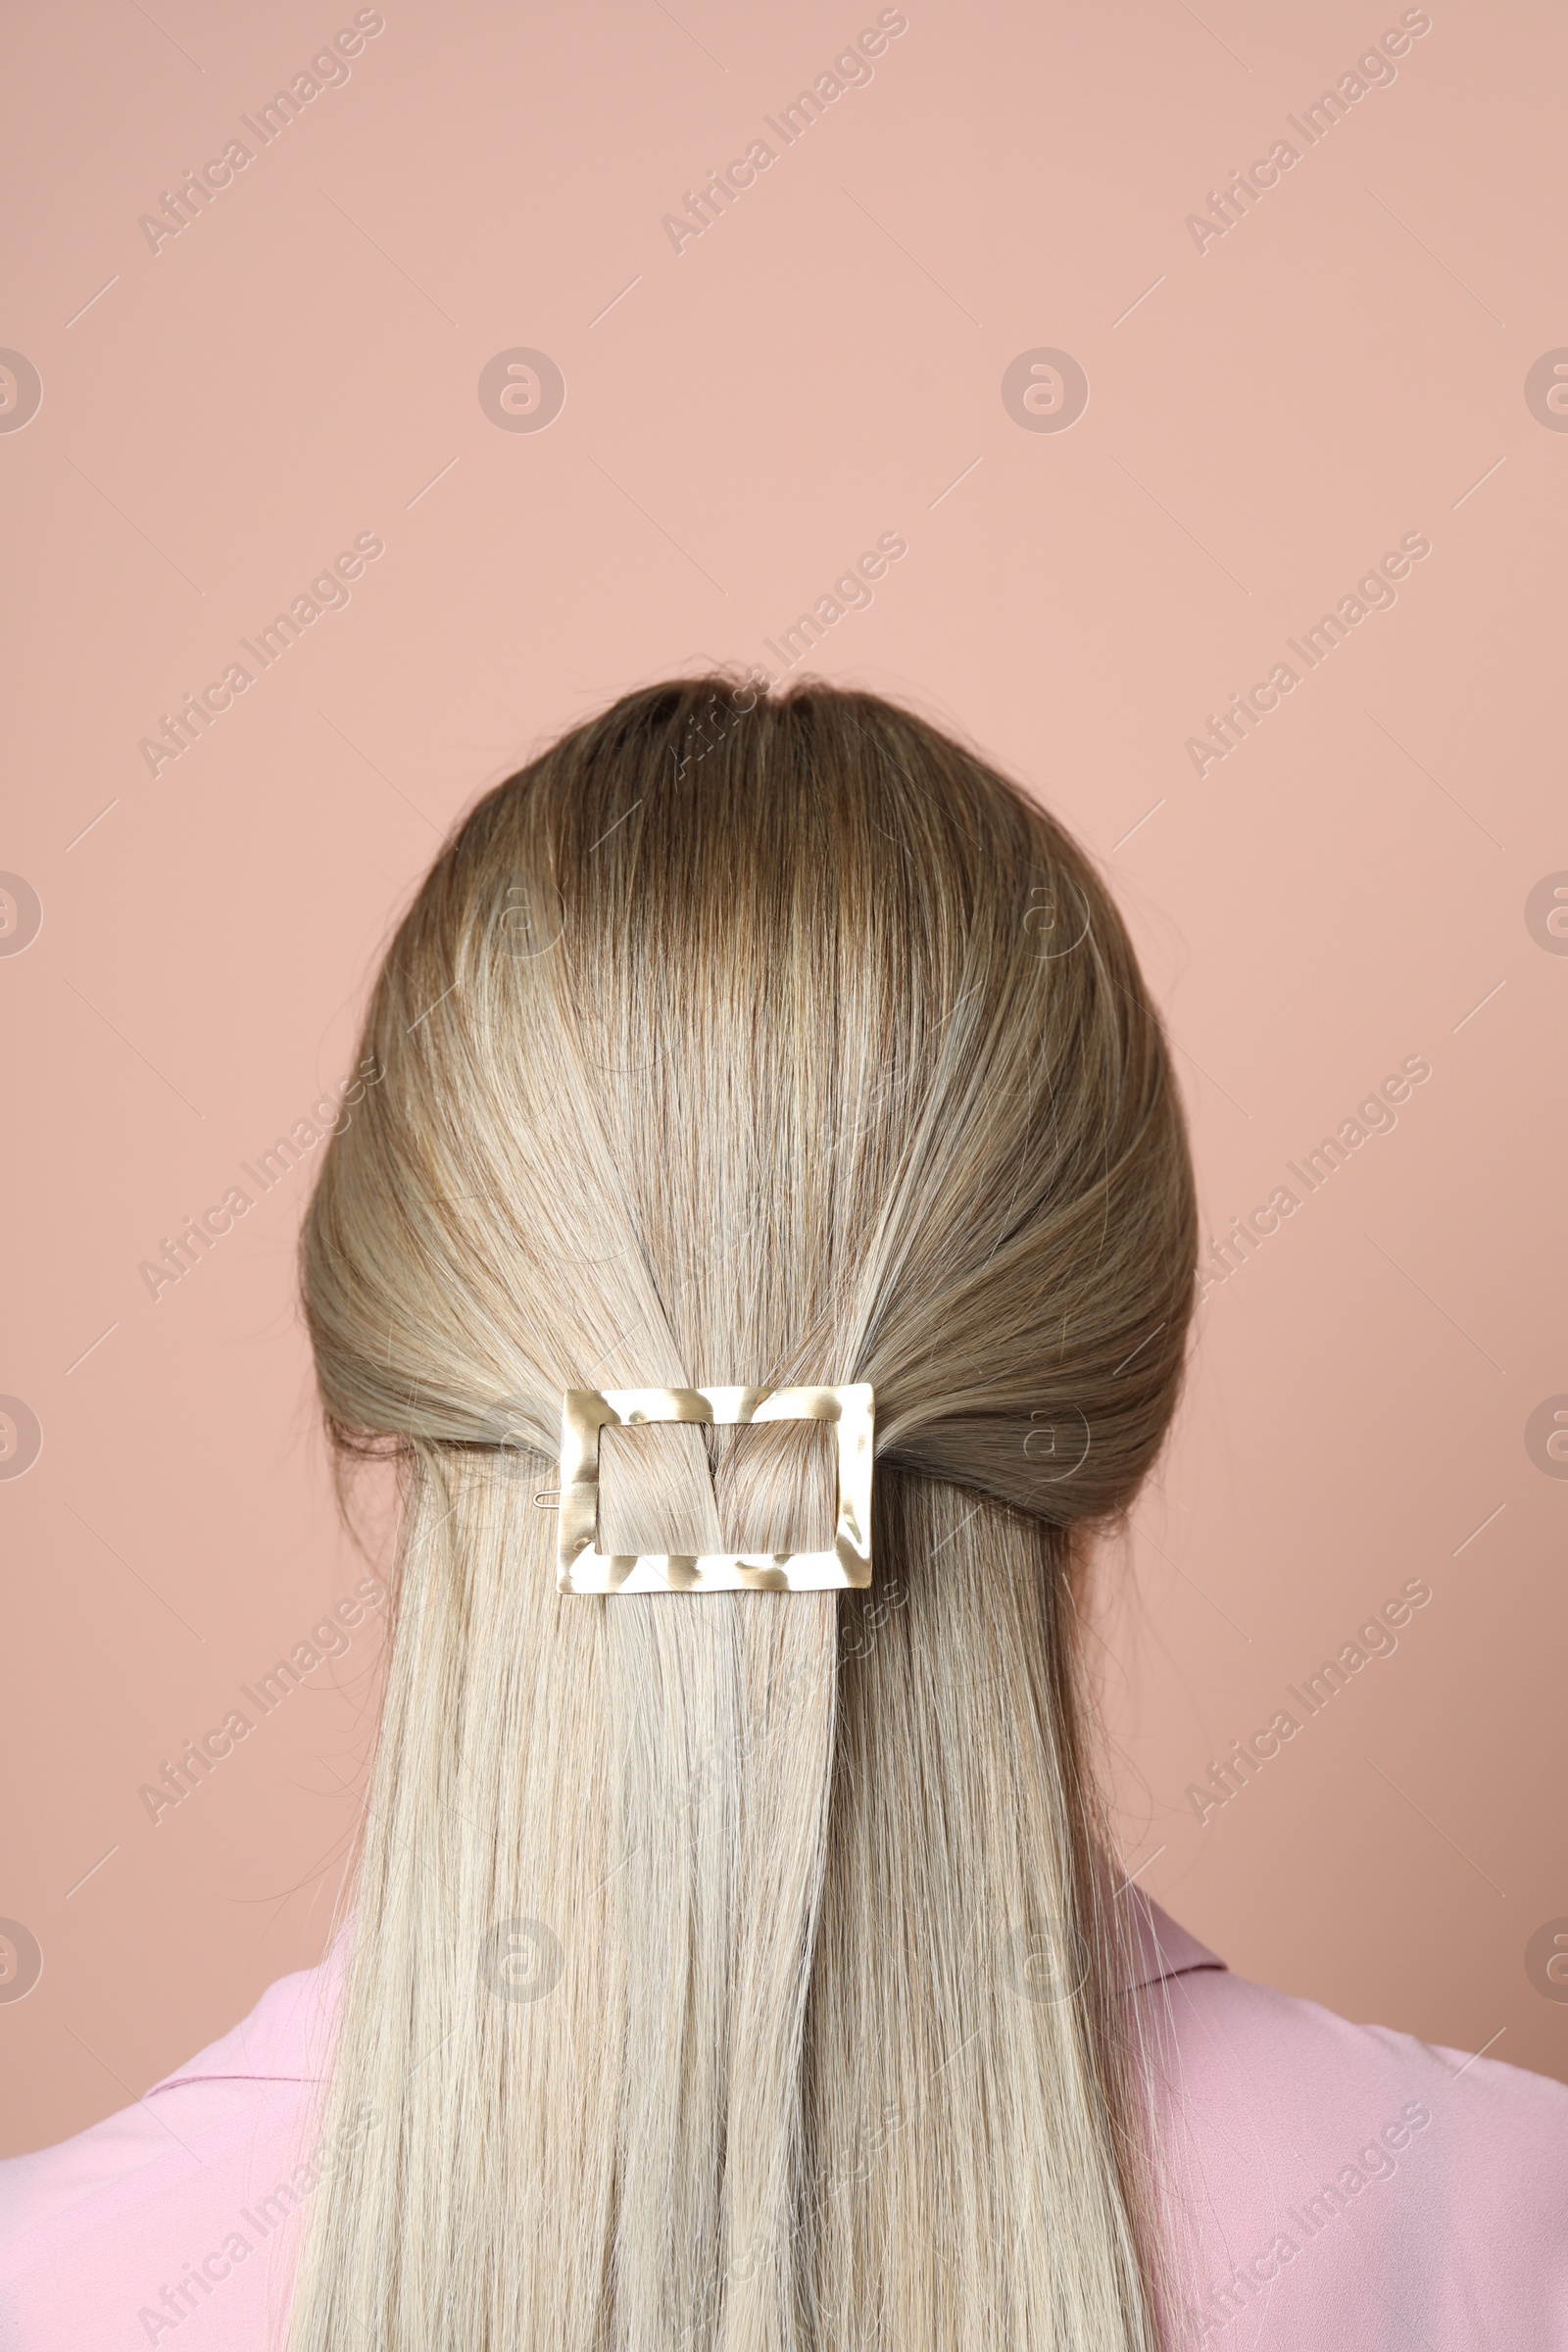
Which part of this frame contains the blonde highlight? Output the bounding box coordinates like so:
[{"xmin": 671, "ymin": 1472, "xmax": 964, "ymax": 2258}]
[{"xmin": 289, "ymin": 676, "xmax": 1197, "ymax": 2350}]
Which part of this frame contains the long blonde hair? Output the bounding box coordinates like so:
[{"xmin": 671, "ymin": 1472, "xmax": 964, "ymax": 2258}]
[{"xmin": 290, "ymin": 675, "xmax": 1197, "ymax": 2351}]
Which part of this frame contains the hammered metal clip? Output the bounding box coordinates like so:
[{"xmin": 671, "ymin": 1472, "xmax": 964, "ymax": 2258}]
[{"xmin": 555, "ymin": 1383, "xmax": 875, "ymax": 1595}]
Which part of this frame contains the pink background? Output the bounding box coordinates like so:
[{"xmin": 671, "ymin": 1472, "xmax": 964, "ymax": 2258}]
[{"xmin": 3, "ymin": 0, "xmax": 1565, "ymax": 2154}]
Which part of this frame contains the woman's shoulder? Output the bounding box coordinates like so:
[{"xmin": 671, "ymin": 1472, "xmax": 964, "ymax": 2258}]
[
  {"xmin": 1129, "ymin": 1896, "xmax": 1568, "ymax": 2348},
  {"xmin": 0, "ymin": 1945, "xmax": 341, "ymax": 2352},
  {"xmin": 7, "ymin": 1908, "xmax": 1565, "ymax": 2348}
]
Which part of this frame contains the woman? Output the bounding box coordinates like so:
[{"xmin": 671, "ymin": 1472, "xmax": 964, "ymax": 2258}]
[{"xmin": 2, "ymin": 677, "xmax": 1564, "ymax": 2350}]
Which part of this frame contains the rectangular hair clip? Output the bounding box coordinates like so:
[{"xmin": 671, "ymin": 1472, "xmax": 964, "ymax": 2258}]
[{"xmin": 555, "ymin": 1383, "xmax": 874, "ymax": 1595}]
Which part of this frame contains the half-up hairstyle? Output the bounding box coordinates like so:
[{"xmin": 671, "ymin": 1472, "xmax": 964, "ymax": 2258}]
[{"xmin": 289, "ymin": 675, "xmax": 1198, "ymax": 2352}]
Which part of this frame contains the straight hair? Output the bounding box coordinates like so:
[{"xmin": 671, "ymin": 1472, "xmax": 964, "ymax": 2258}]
[{"xmin": 289, "ymin": 675, "xmax": 1198, "ymax": 2351}]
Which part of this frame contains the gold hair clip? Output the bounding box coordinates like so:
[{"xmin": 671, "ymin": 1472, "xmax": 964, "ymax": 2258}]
[{"xmin": 555, "ymin": 1384, "xmax": 874, "ymax": 1595}]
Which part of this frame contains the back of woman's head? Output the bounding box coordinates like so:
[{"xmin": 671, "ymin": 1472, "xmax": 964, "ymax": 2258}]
[{"xmin": 292, "ymin": 675, "xmax": 1197, "ymax": 2352}]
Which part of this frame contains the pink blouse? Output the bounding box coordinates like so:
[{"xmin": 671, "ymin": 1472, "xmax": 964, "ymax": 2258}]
[{"xmin": 2, "ymin": 1895, "xmax": 1565, "ymax": 2348}]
